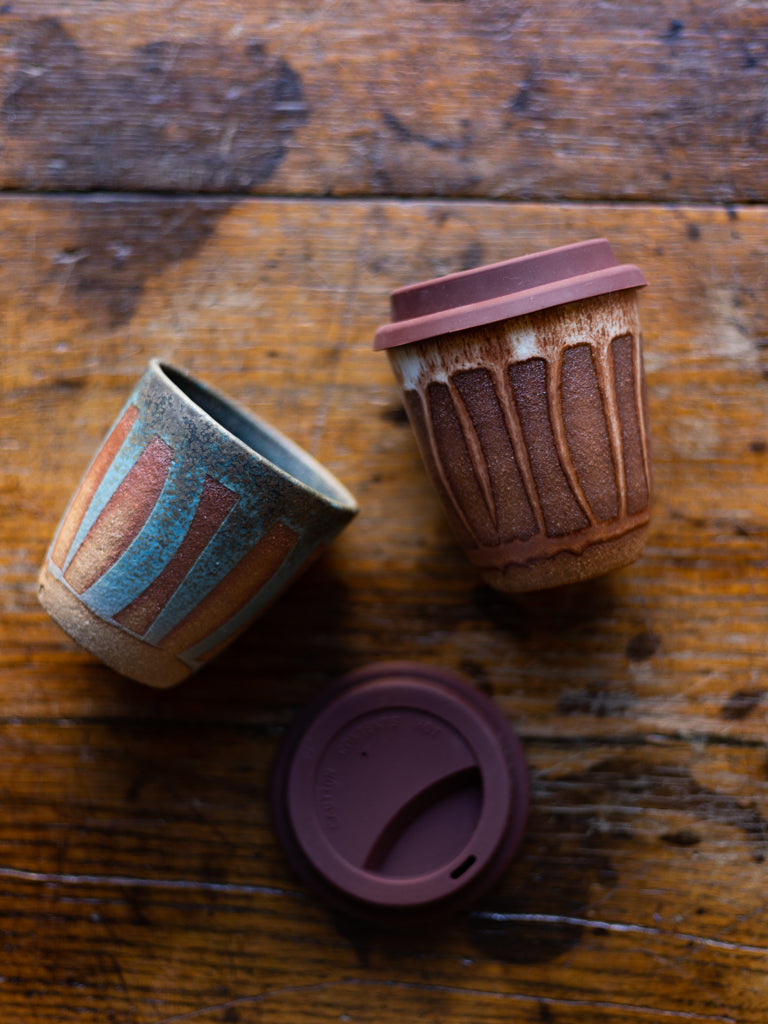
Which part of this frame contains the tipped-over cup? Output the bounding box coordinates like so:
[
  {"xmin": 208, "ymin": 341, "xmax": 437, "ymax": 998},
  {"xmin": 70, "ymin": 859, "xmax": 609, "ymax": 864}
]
[{"xmin": 38, "ymin": 360, "xmax": 358, "ymax": 686}]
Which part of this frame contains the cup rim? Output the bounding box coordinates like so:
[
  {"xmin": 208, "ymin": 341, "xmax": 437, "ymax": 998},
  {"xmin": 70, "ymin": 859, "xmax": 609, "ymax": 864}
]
[
  {"xmin": 373, "ymin": 238, "xmax": 646, "ymax": 351},
  {"xmin": 150, "ymin": 359, "xmax": 358, "ymax": 515}
]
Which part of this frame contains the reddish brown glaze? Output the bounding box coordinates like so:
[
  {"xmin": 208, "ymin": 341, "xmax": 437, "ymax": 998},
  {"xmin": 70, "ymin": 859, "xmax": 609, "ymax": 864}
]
[
  {"xmin": 50, "ymin": 404, "xmax": 140, "ymax": 570},
  {"xmin": 64, "ymin": 434, "xmax": 174, "ymax": 594},
  {"xmin": 387, "ymin": 289, "xmax": 651, "ymax": 591},
  {"xmin": 113, "ymin": 476, "xmax": 238, "ymax": 636}
]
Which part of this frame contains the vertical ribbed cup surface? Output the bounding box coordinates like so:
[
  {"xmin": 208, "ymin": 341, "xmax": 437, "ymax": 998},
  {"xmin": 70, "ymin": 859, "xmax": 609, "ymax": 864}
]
[{"xmin": 379, "ymin": 245, "xmax": 651, "ymax": 591}]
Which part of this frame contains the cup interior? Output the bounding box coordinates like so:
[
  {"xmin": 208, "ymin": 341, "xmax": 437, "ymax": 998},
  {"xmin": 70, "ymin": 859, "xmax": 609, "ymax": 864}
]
[{"xmin": 160, "ymin": 363, "xmax": 356, "ymax": 510}]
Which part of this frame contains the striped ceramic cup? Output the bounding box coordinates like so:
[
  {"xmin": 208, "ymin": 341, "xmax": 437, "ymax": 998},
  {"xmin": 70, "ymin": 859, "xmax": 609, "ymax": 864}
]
[
  {"xmin": 38, "ymin": 360, "xmax": 358, "ymax": 686},
  {"xmin": 374, "ymin": 239, "xmax": 652, "ymax": 592}
]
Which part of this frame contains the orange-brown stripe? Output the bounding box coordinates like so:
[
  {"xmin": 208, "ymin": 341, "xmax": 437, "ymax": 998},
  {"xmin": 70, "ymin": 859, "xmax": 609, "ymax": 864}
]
[
  {"xmin": 193, "ymin": 541, "xmax": 328, "ymax": 666},
  {"xmin": 51, "ymin": 404, "xmax": 139, "ymax": 568},
  {"xmin": 158, "ymin": 522, "xmax": 299, "ymax": 657},
  {"xmin": 113, "ymin": 476, "xmax": 238, "ymax": 636},
  {"xmin": 64, "ymin": 435, "xmax": 174, "ymax": 594}
]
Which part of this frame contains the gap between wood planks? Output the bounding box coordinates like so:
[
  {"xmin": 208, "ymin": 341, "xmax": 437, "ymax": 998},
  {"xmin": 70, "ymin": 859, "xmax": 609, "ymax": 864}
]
[{"xmin": 0, "ymin": 190, "xmax": 759, "ymax": 210}]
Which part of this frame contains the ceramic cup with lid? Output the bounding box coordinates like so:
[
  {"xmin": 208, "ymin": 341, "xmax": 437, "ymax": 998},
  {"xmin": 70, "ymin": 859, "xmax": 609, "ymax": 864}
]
[
  {"xmin": 38, "ymin": 360, "xmax": 358, "ymax": 687},
  {"xmin": 374, "ymin": 239, "xmax": 652, "ymax": 592}
]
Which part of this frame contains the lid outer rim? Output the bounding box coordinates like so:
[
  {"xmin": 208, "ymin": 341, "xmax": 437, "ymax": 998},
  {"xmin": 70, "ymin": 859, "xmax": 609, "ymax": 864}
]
[{"xmin": 373, "ymin": 265, "xmax": 647, "ymax": 351}]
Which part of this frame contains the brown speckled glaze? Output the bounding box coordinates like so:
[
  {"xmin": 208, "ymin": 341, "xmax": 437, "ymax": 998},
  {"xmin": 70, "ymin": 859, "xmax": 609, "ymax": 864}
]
[{"xmin": 387, "ymin": 290, "xmax": 651, "ymax": 591}]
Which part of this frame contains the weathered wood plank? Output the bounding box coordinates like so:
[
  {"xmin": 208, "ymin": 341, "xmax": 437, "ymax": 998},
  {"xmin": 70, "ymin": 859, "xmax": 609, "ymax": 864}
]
[
  {"xmin": 3, "ymin": 195, "xmax": 768, "ymax": 1022},
  {"xmin": 0, "ymin": 2, "xmax": 767, "ymax": 201},
  {"xmin": 0, "ymin": 723, "xmax": 764, "ymax": 1022},
  {"xmin": 2, "ymin": 196, "xmax": 768, "ymax": 740}
]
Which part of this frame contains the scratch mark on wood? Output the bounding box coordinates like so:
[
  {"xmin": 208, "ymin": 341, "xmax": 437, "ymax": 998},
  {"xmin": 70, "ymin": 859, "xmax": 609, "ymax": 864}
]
[
  {"xmin": 0, "ymin": 863, "xmax": 306, "ymax": 898},
  {"xmin": 381, "ymin": 110, "xmax": 472, "ymax": 155},
  {"xmin": 470, "ymin": 910, "xmax": 768, "ymax": 959}
]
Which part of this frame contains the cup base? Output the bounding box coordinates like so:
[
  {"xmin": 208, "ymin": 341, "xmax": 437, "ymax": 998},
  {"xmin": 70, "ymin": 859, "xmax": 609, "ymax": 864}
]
[
  {"xmin": 38, "ymin": 562, "xmax": 191, "ymax": 688},
  {"xmin": 478, "ymin": 522, "xmax": 650, "ymax": 593}
]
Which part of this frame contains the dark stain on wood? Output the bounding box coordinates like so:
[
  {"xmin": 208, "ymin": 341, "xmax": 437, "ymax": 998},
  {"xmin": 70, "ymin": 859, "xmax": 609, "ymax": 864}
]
[
  {"xmin": 458, "ymin": 241, "xmax": 485, "ymax": 271},
  {"xmin": 469, "ymin": 754, "xmax": 768, "ymax": 963},
  {"xmin": 125, "ymin": 893, "xmax": 151, "ymax": 928},
  {"xmin": 507, "ymin": 59, "xmax": 546, "ymax": 121},
  {"xmin": 720, "ymin": 688, "xmax": 766, "ymax": 721},
  {"xmin": 5, "ymin": 17, "xmax": 309, "ymax": 319},
  {"xmin": 468, "ymin": 804, "xmax": 618, "ymax": 964},
  {"xmin": 578, "ymin": 758, "xmax": 768, "ymax": 860},
  {"xmin": 2, "ymin": 17, "xmax": 308, "ymax": 191},
  {"xmin": 661, "ymin": 828, "xmax": 702, "ymax": 847},
  {"xmin": 626, "ymin": 630, "xmax": 661, "ymax": 661},
  {"xmin": 57, "ymin": 197, "xmax": 231, "ymax": 326},
  {"xmin": 663, "ymin": 19, "xmax": 685, "ymax": 42},
  {"xmin": 125, "ymin": 770, "xmax": 151, "ymax": 803}
]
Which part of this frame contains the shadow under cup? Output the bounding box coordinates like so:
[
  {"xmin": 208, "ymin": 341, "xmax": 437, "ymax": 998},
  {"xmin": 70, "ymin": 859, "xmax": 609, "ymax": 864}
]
[
  {"xmin": 374, "ymin": 239, "xmax": 652, "ymax": 592},
  {"xmin": 38, "ymin": 360, "xmax": 358, "ymax": 687}
]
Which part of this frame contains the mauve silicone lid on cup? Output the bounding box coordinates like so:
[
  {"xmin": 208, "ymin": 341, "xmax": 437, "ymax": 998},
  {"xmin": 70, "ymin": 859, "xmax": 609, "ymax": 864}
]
[
  {"xmin": 373, "ymin": 238, "xmax": 647, "ymax": 350},
  {"xmin": 270, "ymin": 662, "xmax": 529, "ymax": 924}
]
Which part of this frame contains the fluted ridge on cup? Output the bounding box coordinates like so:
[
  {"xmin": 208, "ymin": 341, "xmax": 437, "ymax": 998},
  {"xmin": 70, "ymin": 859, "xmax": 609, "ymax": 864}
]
[{"xmin": 389, "ymin": 291, "xmax": 651, "ymax": 573}]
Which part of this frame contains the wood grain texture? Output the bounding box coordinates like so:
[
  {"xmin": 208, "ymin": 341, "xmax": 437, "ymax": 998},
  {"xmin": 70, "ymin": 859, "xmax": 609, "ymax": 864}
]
[
  {"xmin": 2, "ymin": 195, "xmax": 768, "ymax": 1021},
  {"xmin": 0, "ymin": 1, "xmax": 767, "ymax": 200}
]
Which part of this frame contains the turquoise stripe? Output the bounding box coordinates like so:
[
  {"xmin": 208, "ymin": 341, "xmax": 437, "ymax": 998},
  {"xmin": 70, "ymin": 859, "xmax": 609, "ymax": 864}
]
[
  {"xmin": 143, "ymin": 498, "xmax": 265, "ymax": 645},
  {"xmin": 81, "ymin": 459, "xmax": 209, "ymax": 621}
]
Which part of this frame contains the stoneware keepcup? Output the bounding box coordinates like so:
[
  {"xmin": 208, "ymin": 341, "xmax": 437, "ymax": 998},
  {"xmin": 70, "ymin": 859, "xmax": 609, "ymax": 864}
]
[
  {"xmin": 374, "ymin": 239, "xmax": 652, "ymax": 592},
  {"xmin": 38, "ymin": 360, "xmax": 358, "ymax": 687}
]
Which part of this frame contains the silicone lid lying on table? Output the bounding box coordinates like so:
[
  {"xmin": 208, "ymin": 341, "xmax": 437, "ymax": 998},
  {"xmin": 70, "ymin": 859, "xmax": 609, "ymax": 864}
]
[
  {"xmin": 373, "ymin": 237, "xmax": 647, "ymax": 350},
  {"xmin": 270, "ymin": 661, "xmax": 529, "ymax": 924}
]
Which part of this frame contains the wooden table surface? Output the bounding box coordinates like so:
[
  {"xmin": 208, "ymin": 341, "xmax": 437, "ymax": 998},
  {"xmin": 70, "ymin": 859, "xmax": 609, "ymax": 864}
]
[{"xmin": 2, "ymin": 2, "xmax": 768, "ymax": 1021}]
